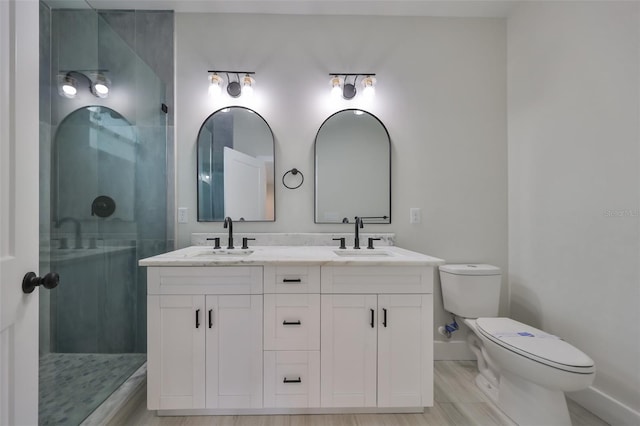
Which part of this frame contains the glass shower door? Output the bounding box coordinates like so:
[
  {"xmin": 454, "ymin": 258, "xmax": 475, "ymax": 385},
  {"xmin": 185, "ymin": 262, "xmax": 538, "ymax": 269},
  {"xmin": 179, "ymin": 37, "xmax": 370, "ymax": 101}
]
[{"xmin": 39, "ymin": 6, "xmax": 170, "ymax": 425}]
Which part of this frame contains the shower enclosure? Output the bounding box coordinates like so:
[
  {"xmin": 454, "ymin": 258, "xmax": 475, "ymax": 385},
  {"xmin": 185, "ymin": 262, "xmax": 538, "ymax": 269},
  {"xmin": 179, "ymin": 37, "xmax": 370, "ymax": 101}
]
[{"xmin": 39, "ymin": 3, "xmax": 174, "ymax": 424}]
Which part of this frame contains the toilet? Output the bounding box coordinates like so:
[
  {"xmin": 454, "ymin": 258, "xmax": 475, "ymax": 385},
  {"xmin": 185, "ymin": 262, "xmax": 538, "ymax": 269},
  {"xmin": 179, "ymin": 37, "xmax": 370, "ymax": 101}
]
[{"xmin": 439, "ymin": 264, "xmax": 595, "ymax": 426}]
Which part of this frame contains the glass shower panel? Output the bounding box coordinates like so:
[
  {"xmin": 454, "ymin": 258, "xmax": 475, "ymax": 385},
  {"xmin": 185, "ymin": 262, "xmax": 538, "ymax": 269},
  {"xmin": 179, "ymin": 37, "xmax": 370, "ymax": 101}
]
[{"xmin": 40, "ymin": 7, "xmax": 168, "ymax": 425}]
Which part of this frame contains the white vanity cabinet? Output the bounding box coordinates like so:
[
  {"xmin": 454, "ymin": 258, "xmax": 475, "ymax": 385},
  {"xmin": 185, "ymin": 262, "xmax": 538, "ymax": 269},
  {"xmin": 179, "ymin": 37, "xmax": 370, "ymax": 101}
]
[
  {"xmin": 147, "ymin": 267, "xmax": 263, "ymax": 410},
  {"xmin": 143, "ymin": 246, "xmax": 440, "ymax": 415},
  {"xmin": 320, "ymin": 266, "xmax": 434, "ymax": 409}
]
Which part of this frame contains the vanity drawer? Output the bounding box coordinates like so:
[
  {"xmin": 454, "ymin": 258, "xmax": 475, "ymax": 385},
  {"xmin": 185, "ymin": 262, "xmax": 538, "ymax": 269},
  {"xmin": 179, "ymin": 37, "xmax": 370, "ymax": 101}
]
[
  {"xmin": 264, "ymin": 294, "xmax": 320, "ymax": 351},
  {"xmin": 264, "ymin": 265, "xmax": 320, "ymax": 293},
  {"xmin": 147, "ymin": 266, "xmax": 263, "ymax": 295},
  {"xmin": 321, "ymin": 266, "xmax": 434, "ymax": 294},
  {"xmin": 264, "ymin": 351, "xmax": 320, "ymax": 408}
]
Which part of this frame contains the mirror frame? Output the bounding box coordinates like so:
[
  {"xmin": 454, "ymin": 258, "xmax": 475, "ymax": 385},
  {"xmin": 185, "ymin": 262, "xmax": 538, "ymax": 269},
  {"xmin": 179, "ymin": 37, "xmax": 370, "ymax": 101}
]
[
  {"xmin": 314, "ymin": 108, "xmax": 391, "ymax": 224},
  {"xmin": 196, "ymin": 106, "xmax": 276, "ymax": 222}
]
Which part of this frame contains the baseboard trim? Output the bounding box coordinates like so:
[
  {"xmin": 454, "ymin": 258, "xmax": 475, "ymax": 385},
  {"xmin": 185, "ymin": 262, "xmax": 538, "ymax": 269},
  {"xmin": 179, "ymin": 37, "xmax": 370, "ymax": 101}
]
[
  {"xmin": 158, "ymin": 407, "xmax": 426, "ymax": 416},
  {"xmin": 568, "ymin": 385, "xmax": 640, "ymax": 426},
  {"xmin": 434, "ymin": 340, "xmax": 475, "ymax": 360}
]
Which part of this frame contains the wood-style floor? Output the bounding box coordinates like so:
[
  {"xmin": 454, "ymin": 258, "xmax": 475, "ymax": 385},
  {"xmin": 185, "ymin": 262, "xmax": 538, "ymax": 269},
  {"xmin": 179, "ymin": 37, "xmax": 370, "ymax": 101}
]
[{"xmin": 120, "ymin": 361, "xmax": 609, "ymax": 426}]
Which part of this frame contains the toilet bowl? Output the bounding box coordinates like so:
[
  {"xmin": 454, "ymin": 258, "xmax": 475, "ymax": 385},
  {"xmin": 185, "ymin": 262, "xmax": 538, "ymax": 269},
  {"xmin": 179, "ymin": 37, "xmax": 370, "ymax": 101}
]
[{"xmin": 439, "ymin": 264, "xmax": 595, "ymax": 426}]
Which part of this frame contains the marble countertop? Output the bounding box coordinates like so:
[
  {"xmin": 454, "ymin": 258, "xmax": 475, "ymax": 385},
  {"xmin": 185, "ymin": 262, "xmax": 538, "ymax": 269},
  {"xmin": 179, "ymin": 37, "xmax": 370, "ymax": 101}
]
[{"xmin": 139, "ymin": 245, "xmax": 445, "ymax": 267}]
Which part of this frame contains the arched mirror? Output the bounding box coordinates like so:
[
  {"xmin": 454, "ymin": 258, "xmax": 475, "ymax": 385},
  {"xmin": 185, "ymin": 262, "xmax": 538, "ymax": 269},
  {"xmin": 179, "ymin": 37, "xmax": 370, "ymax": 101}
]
[
  {"xmin": 314, "ymin": 109, "xmax": 391, "ymax": 224},
  {"xmin": 197, "ymin": 106, "xmax": 275, "ymax": 222}
]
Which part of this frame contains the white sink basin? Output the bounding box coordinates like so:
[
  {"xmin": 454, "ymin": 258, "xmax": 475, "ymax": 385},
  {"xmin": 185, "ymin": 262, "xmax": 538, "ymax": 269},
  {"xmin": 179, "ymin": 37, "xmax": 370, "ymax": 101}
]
[
  {"xmin": 189, "ymin": 249, "xmax": 254, "ymax": 257},
  {"xmin": 333, "ymin": 249, "xmax": 392, "ymax": 257}
]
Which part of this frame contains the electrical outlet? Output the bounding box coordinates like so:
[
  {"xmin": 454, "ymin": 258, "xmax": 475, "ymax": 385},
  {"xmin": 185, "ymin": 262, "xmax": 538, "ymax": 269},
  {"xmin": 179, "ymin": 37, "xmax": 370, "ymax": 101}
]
[
  {"xmin": 177, "ymin": 207, "xmax": 188, "ymax": 224},
  {"xmin": 410, "ymin": 208, "xmax": 421, "ymax": 224}
]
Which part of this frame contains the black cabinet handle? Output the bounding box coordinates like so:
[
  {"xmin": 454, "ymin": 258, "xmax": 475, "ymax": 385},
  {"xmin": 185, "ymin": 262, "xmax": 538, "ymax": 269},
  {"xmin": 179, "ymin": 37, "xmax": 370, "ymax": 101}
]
[
  {"xmin": 195, "ymin": 309, "xmax": 200, "ymax": 328},
  {"xmin": 208, "ymin": 309, "xmax": 213, "ymax": 328},
  {"xmin": 282, "ymin": 278, "xmax": 302, "ymax": 283},
  {"xmin": 283, "ymin": 320, "xmax": 301, "ymax": 326},
  {"xmin": 383, "ymin": 308, "xmax": 387, "ymax": 327},
  {"xmin": 370, "ymin": 308, "xmax": 375, "ymax": 328},
  {"xmin": 283, "ymin": 377, "xmax": 302, "ymax": 383}
]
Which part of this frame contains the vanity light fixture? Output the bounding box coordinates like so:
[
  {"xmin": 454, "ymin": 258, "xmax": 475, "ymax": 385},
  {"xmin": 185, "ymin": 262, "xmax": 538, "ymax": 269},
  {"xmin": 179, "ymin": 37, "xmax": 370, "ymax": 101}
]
[
  {"xmin": 58, "ymin": 70, "xmax": 111, "ymax": 99},
  {"xmin": 328, "ymin": 73, "xmax": 376, "ymax": 100},
  {"xmin": 207, "ymin": 70, "xmax": 256, "ymax": 98}
]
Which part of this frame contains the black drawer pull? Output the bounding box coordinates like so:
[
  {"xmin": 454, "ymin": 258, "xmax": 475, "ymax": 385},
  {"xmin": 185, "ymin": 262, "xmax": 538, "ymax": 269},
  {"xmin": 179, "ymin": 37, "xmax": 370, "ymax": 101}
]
[
  {"xmin": 208, "ymin": 309, "xmax": 213, "ymax": 328},
  {"xmin": 195, "ymin": 309, "xmax": 200, "ymax": 328},
  {"xmin": 383, "ymin": 308, "xmax": 387, "ymax": 327},
  {"xmin": 283, "ymin": 377, "xmax": 302, "ymax": 384},
  {"xmin": 283, "ymin": 320, "xmax": 301, "ymax": 326},
  {"xmin": 282, "ymin": 278, "xmax": 302, "ymax": 283},
  {"xmin": 370, "ymin": 308, "xmax": 375, "ymax": 328}
]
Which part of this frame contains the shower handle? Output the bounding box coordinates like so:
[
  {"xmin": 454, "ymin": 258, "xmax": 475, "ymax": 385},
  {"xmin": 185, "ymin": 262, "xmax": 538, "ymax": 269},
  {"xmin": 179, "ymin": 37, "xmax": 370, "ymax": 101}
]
[{"xmin": 22, "ymin": 272, "xmax": 59, "ymax": 294}]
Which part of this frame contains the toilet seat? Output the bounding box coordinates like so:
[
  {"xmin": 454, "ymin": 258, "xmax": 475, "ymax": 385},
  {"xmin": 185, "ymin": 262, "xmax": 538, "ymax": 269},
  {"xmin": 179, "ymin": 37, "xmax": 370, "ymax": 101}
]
[{"xmin": 475, "ymin": 318, "xmax": 595, "ymax": 375}]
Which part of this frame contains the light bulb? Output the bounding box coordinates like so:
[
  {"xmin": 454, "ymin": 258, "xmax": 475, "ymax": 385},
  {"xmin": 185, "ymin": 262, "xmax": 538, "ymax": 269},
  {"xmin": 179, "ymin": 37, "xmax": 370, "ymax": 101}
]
[
  {"xmin": 60, "ymin": 75, "xmax": 77, "ymax": 98},
  {"xmin": 208, "ymin": 73, "xmax": 222, "ymax": 97},
  {"xmin": 362, "ymin": 76, "xmax": 376, "ymax": 100},
  {"xmin": 90, "ymin": 73, "xmax": 110, "ymax": 98},
  {"xmin": 93, "ymin": 82, "xmax": 109, "ymax": 98},
  {"xmin": 330, "ymin": 76, "xmax": 342, "ymax": 99},
  {"xmin": 93, "ymin": 83, "xmax": 109, "ymax": 97},
  {"xmin": 241, "ymin": 74, "xmax": 254, "ymax": 98},
  {"xmin": 62, "ymin": 83, "xmax": 77, "ymax": 98}
]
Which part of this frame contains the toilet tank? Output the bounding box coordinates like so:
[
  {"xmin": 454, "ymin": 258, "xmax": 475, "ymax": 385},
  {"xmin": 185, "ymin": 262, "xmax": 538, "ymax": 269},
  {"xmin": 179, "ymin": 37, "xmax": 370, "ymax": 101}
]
[{"xmin": 439, "ymin": 264, "xmax": 501, "ymax": 318}]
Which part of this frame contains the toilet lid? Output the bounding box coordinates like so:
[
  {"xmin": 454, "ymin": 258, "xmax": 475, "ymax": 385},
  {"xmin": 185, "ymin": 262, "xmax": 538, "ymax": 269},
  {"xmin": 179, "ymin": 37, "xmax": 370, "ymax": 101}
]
[
  {"xmin": 476, "ymin": 318, "xmax": 595, "ymax": 374},
  {"xmin": 439, "ymin": 264, "xmax": 501, "ymax": 276}
]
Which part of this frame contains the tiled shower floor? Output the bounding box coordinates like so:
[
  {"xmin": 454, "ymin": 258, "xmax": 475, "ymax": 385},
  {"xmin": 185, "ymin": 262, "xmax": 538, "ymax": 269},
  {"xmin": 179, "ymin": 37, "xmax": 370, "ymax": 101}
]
[{"xmin": 39, "ymin": 352, "xmax": 146, "ymax": 426}]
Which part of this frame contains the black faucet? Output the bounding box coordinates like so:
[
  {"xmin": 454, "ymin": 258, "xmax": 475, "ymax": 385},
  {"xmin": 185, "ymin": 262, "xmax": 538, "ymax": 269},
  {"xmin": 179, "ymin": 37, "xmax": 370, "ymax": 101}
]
[
  {"xmin": 55, "ymin": 217, "xmax": 83, "ymax": 249},
  {"xmin": 223, "ymin": 216, "xmax": 234, "ymax": 249},
  {"xmin": 354, "ymin": 216, "xmax": 364, "ymax": 249}
]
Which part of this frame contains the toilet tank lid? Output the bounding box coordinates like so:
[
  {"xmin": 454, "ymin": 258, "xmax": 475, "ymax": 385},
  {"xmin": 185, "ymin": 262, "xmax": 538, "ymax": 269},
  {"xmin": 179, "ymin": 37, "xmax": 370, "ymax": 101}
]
[{"xmin": 439, "ymin": 264, "xmax": 501, "ymax": 276}]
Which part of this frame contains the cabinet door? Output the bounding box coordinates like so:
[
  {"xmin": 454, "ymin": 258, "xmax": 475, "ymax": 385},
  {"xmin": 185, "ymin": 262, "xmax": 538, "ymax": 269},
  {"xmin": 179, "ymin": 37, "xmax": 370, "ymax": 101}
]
[
  {"xmin": 206, "ymin": 295, "xmax": 263, "ymax": 409},
  {"xmin": 377, "ymin": 294, "xmax": 433, "ymax": 407},
  {"xmin": 320, "ymin": 294, "xmax": 377, "ymax": 407},
  {"xmin": 147, "ymin": 295, "xmax": 206, "ymax": 410}
]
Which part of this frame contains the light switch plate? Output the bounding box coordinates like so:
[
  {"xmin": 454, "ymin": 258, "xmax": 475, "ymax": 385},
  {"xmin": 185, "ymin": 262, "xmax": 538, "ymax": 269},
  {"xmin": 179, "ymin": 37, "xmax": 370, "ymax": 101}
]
[
  {"xmin": 410, "ymin": 208, "xmax": 421, "ymax": 224},
  {"xmin": 177, "ymin": 207, "xmax": 188, "ymax": 224}
]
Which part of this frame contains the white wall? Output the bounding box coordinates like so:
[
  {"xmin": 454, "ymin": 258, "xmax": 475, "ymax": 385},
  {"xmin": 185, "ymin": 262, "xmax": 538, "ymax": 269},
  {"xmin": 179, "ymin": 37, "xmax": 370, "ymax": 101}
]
[
  {"xmin": 175, "ymin": 13, "xmax": 508, "ymax": 347},
  {"xmin": 508, "ymin": 2, "xmax": 640, "ymax": 423}
]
